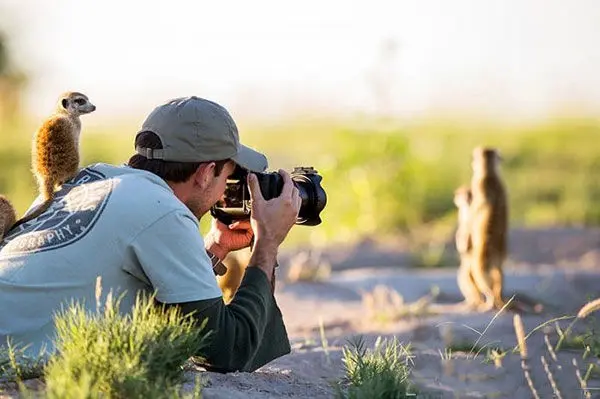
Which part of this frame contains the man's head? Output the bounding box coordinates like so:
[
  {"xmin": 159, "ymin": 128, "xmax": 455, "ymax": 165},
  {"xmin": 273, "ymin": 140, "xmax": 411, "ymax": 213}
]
[{"xmin": 128, "ymin": 96, "xmax": 268, "ymax": 218}]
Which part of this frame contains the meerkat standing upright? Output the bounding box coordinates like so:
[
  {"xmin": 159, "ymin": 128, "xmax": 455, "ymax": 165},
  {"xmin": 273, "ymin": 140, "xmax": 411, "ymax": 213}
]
[
  {"xmin": 453, "ymin": 185, "xmax": 483, "ymax": 308},
  {"xmin": 0, "ymin": 195, "xmax": 17, "ymax": 239},
  {"xmin": 469, "ymin": 147, "xmax": 508, "ymax": 311},
  {"xmin": 9, "ymin": 92, "xmax": 96, "ymax": 231}
]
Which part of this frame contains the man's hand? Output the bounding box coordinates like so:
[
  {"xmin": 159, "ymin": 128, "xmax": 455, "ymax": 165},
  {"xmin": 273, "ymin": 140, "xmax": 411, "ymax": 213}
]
[
  {"xmin": 247, "ymin": 169, "xmax": 301, "ymax": 281},
  {"xmin": 205, "ymin": 219, "xmax": 254, "ymax": 260}
]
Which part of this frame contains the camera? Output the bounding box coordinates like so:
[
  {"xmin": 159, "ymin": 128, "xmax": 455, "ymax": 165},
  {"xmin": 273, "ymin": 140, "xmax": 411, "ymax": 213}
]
[{"xmin": 210, "ymin": 166, "xmax": 327, "ymax": 226}]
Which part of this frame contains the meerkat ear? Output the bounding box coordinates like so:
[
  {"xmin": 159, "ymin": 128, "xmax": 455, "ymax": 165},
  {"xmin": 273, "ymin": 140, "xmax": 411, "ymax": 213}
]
[{"xmin": 61, "ymin": 98, "xmax": 68, "ymax": 109}]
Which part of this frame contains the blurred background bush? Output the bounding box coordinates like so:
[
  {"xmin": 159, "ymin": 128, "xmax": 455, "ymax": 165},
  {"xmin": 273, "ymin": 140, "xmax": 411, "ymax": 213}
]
[{"xmin": 4, "ymin": 114, "xmax": 599, "ymax": 251}]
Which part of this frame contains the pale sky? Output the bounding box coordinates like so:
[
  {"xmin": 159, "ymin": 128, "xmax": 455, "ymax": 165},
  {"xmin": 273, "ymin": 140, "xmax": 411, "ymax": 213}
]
[{"xmin": 2, "ymin": 0, "xmax": 600, "ymax": 123}]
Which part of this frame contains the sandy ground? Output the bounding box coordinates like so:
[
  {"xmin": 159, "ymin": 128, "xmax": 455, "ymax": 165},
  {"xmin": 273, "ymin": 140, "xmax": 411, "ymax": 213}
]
[
  {"xmin": 194, "ymin": 267, "xmax": 600, "ymax": 398},
  {"xmin": 197, "ymin": 228, "xmax": 600, "ymax": 399},
  {"xmin": 3, "ymin": 227, "xmax": 600, "ymax": 398}
]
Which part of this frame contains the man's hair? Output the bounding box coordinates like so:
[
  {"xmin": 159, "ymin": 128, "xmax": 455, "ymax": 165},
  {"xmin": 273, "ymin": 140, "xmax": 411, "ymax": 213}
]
[{"xmin": 128, "ymin": 131, "xmax": 229, "ymax": 182}]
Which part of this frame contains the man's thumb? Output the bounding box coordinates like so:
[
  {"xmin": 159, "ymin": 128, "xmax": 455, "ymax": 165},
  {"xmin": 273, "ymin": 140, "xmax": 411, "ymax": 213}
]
[{"xmin": 247, "ymin": 173, "xmax": 264, "ymax": 202}]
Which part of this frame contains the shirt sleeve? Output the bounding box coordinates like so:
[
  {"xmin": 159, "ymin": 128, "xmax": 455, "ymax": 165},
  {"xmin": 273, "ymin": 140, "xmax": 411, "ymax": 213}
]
[
  {"xmin": 160, "ymin": 266, "xmax": 291, "ymax": 373},
  {"xmin": 125, "ymin": 210, "xmax": 223, "ymax": 303}
]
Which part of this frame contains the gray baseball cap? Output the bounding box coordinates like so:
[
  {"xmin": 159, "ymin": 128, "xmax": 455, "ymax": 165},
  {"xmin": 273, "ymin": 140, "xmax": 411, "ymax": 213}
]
[{"xmin": 135, "ymin": 96, "xmax": 268, "ymax": 172}]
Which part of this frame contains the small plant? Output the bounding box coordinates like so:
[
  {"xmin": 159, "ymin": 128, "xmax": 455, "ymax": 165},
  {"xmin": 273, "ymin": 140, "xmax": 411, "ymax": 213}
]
[
  {"xmin": 441, "ymin": 337, "xmax": 505, "ymax": 368},
  {"xmin": 0, "ymin": 343, "xmax": 45, "ymax": 382},
  {"xmin": 485, "ymin": 348, "xmax": 506, "ymax": 369},
  {"xmin": 446, "ymin": 340, "xmax": 486, "ymax": 355},
  {"xmin": 438, "ymin": 348, "xmax": 454, "ymax": 376},
  {"xmin": 577, "ymin": 298, "xmax": 600, "ymax": 319},
  {"xmin": 361, "ymin": 285, "xmax": 439, "ymax": 324},
  {"xmin": 43, "ymin": 292, "xmax": 211, "ymax": 399},
  {"xmin": 555, "ymin": 298, "xmax": 600, "ymax": 356},
  {"xmin": 319, "ymin": 316, "xmax": 331, "ymax": 366},
  {"xmin": 437, "ymin": 347, "xmax": 453, "ymax": 361},
  {"xmin": 336, "ymin": 335, "xmax": 418, "ymax": 398}
]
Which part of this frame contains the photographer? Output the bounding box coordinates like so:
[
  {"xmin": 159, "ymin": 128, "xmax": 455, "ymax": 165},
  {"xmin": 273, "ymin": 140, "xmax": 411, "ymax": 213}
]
[{"xmin": 0, "ymin": 96, "xmax": 300, "ymax": 372}]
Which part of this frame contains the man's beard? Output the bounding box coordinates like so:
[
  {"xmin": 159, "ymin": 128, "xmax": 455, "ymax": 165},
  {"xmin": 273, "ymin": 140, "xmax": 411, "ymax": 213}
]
[{"xmin": 184, "ymin": 197, "xmax": 210, "ymax": 220}]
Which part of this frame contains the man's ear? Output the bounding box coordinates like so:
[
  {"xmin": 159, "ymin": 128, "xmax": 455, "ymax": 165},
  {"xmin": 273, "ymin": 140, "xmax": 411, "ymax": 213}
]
[{"xmin": 193, "ymin": 162, "xmax": 216, "ymax": 188}]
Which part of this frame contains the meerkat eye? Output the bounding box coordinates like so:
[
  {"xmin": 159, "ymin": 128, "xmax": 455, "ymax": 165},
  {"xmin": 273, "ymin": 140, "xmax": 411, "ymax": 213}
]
[{"xmin": 74, "ymin": 98, "xmax": 86, "ymax": 106}]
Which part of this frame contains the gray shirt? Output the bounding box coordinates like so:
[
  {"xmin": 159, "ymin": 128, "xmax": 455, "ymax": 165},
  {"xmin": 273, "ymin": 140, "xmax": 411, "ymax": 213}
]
[{"xmin": 0, "ymin": 163, "xmax": 222, "ymax": 356}]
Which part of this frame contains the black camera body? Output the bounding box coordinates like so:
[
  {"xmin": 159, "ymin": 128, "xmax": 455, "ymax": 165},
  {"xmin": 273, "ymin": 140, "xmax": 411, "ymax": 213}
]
[{"xmin": 210, "ymin": 166, "xmax": 327, "ymax": 226}]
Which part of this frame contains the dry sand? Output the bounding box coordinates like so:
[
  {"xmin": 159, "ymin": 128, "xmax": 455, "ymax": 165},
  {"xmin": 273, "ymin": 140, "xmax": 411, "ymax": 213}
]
[
  {"xmin": 3, "ymin": 228, "xmax": 600, "ymax": 398},
  {"xmin": 193, "ymin": 267, "xmax": 600, "ymax": 398},
  {"xmin": 198, "ymin": 228, "xmax": 600, "ymax": 398}
]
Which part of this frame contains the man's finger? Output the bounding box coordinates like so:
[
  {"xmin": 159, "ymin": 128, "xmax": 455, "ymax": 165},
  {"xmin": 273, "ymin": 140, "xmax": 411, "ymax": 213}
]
[
  {"xmin": 213, "ymin": 218, "xmax": 229, "ymax": 231},
  {"xmin": 229, "ymin": 220, "xmax": 252, "ymax": 230},
  {"xmin": 247, "ymin": 173, "xmax": 265, "ymax": 203},
  {"xmin": 278, "ymin": 169, "xmax": 294, "ymax": 198}
]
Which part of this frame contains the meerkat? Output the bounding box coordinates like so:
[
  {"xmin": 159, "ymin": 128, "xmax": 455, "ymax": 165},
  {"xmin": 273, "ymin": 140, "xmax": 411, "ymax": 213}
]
[
  {"xmin": 0, "ymin": 195, "xmax": 17, "ymax": 239},
  {"xmin": 469, "ymin": 146, "xmax": 508, "ymax": 311},
  {"xmin": 454, "ymin": 185, "xmax": 473, "ymax": 256},
  {"xmin": 453, "ymin": 185, "xmax": 483, "ymax": 308},
  {"xmin": 217, "ymin": 248, "xmax": 252, "ymax": 304},
  {"xmin": 9, "ymin": 92, "xmax": 95, "ymax": 231}
]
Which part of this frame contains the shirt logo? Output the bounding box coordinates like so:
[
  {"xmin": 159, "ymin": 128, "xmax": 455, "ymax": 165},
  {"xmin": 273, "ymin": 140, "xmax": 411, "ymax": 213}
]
[{"xmin": 0, "ymin": 168, "xmax": 112, "ymax": 257}]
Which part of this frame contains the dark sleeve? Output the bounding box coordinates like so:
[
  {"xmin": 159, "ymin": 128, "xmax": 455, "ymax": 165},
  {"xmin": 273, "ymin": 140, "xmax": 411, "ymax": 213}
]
[{"xmin": 158, "ymin": 267, "xmax": 291, "ymax": 373}]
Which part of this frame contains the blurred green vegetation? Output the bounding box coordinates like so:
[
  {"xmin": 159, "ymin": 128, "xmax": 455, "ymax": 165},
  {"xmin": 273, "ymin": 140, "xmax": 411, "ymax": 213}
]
[{"xmin": 1, "ymin": 115, "xmax": 600, "ymax": 251}]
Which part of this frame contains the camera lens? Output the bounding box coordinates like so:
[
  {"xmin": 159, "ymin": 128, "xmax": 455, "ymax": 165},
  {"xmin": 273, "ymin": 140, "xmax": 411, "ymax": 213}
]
[
  {"xmin": 290, "ymin": 167, "xmax": 327, "ymax": 226},
  {"xmin": 254, "ymin": 168, "xmax": 327, "ymax": 225}
]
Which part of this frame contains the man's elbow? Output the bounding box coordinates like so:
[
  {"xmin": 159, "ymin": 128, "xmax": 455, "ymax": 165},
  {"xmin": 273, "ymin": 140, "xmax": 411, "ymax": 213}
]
[
  {"xmin": 195, "ymin": 333, "xmax": 259, "ymax": 373},
  {"xmin": 200, "ymin": 360, "xmax": 246, "ymax": 374},
  {"xmin": 196, "ymin": 350, "xmax": 253, "ymax": 373}
]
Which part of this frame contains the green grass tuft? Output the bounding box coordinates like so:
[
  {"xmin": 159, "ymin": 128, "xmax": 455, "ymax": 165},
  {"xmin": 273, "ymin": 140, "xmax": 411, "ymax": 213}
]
[
  {"xmin": 445, "ymin": 340, "xmax": 488, "ymax": 355},
  {"xmin": 41, "ymin": 292, "xmax": 210, "ymax": 399},
  {"xmin": 336, "ymin": 335, "xmax": 418, "ymax": 399},
  {"xmin": 0, "ymin": 342, "xmax": 45, "ymax": 384}
]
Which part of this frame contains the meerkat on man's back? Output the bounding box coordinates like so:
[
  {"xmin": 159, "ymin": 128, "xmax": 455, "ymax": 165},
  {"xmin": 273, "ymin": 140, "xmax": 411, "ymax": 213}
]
[
  {"xmin": 9, "ymin": 92, "xmax": 96, "ymax": 232},
  {"xmin": 468, "ymin": 146, "xmax": 508, "ymax": 311}
]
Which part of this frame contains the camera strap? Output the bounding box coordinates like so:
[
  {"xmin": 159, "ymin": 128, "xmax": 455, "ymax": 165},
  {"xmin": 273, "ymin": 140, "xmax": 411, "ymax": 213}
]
[{"xmin": 208, "ymin": 250, "xmax": 227, "ymax": 276}]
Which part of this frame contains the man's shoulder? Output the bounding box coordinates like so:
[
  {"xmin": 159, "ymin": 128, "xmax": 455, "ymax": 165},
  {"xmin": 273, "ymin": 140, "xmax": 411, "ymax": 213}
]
[
  {"xmin": 85, "ymin": 163, "xmax": 170, "ymax": 193},
  {"xmin": 84, "ymin": 163, "xmax": 160, "ymax": 181},
  {"xmin": 85, "ymin": 164, "xmax": 196, "ymax": 223}
]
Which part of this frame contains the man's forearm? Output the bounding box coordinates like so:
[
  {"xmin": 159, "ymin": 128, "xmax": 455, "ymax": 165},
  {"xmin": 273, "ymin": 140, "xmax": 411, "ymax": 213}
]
[
  {"xmin": 160, "ymin": 266, "xmax": 290, "ymax": 372},
  {"xmin": 246, "ymin": 241, "xmax": 277, "ymax": 284}
]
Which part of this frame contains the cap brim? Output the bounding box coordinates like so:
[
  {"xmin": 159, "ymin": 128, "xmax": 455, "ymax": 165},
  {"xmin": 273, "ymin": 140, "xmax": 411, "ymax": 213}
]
[{"xmin": 231, "ymin": 144, "xmax": 268, "ymax": 172}]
